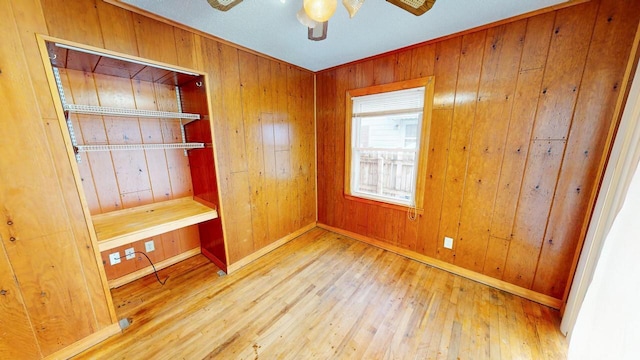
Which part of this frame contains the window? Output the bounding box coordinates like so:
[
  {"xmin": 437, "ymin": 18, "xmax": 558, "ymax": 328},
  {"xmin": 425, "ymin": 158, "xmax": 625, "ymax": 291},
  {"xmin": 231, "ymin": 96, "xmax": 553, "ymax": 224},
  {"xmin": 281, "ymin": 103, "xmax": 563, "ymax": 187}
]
[{"xmin": 345, "ymin": 78, "xmax": 434, "ymax": 210}]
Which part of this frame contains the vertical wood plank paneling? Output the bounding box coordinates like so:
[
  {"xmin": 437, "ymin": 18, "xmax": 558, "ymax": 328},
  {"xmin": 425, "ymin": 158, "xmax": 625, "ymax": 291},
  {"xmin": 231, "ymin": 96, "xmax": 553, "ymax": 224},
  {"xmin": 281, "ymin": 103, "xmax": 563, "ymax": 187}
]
[
  {"xmin": 131, "ymin": 13, "xmax": 178, "ymax": 65},
  {"xmin": 333, "ymin": 66, "xmax": 353, "ymax": 230},
  {"xmin": 531, "ymin": 2, "xmax": 599, "ymax": 140},
  {"xmin": 133, "ymin": 80, "xmax": 173, "ymax": 204},
  {"xmin": 65, "ymin": 70, "xmax": 122, "ymax": 213},
  {"xmin": 300, "ymin": 70, "xmax": 317, "ymax": 225},
  {"xmin": 417, "ymin": 109, "xmax": 453, "ymax": 257},
  {"xmin": 519, "ymin": 13, "xmax": 557, "ymax": 72},
  {"xmin": 271, "ymin": 61, "xmax": 294, "ymax": 238},
  {"xmin": 432, "ymin": 38, "xmax": 462, "ymax": 110},
  {"xmin": 0, "ymin": 65, "xmax": 73, "ymax": 241},
  {"xmin": 257, "ymin": 62, "xmax": 279, "ymax": 242},
  {"xmin": 373, "ymin": 54, "xmax": 397, "ymax": 85},
  {"xmin": 533, "ymin": 0, "xmax": 640, "ymax": 298},
  {"xmin": 490, "ymin": 13, "xmax": 555, "ymax": 241},
  {"xmin": 57, "ymin": 70, "xmax": 101, "ymax": 215},
  {"xmin": 39, "ymin": 114, "xmax": 115, "ymax": 328},
  {"xmin": 416, "ymin": 38, "xmax": 461, "ymax": 258},
  {"xmin": 219, "ymin": 44, "xmax": 248, "ymax": 173},
  {"xmin": 456, "ymin": 21, "xmax": 526, "ymax": 272},
  {"xmin": 318, "ymin": 70, "xmax": 337, "ymax": 226},
  {"xmin": 503, "ymin": 140, "xmax": 565, "ymax": 288},
  {"xmin": 40, "ymin": 0, "xmax": 104, "ymax": 48},
  {"xmin": 95, "ymin": 73, "xmax": 153, "ymax": 205},
  {"xmin": 157, "ymin": 88, "xmax": 193, "ymax": 199},
  {"xmin": 0, "ymin": 237, "xmax": 41, "ymax": 359},
  {"xmin": 483, "ymin": 236, "xmax": 509, "ymax": 279},
  {"xmin": 10, "ymin": 0, "xmax": 57, "ymax": 120},
  {"xmin": 199, "ymin": 37, "xmax": 229, "ymax": 198},
  {"xmin": 410, "ymin": 44, "xmax": 436, "ymax": 78},
  {"xmin": 436, "ymin": 31, "xmax": 486, "ymax": 261},
  {"xmin": 315, "ymin": 71, "xmax": 331, "ymax": 225},
  {"xmin": 286, "ymin": 65, "xmax": 302, "ymax": 232},
  {"xmin": 239, "ymin": 51, "xmax": 269, "ymax": 249},
  {"xmin": 174, "ymin": 27, "xmax": 198, "ymax": 70},
  {"xmin": 395, "ymin": 51, "xmax": 413, "ymax": 81},
  {"xmin": 356, "ymin": 59, "xmax": 375, "ymax": 88},
  {"xmin": 6, "ymin": 231, "xmax": 96, "ymax": 355},
  {"xmin": 95, "ymin": 0, "xmax": 138, "ymax": 56}
]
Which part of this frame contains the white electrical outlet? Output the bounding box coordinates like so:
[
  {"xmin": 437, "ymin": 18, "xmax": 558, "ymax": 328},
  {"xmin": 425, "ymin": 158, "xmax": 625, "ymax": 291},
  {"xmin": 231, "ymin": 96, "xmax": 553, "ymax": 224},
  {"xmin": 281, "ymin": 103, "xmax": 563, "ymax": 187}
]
[
  {"xmin": 145, "ymin": 240, "xmax": 155, "ymax": 252},
  {"xmin": 125, "ymin": 248, "xmax": 135, "ymax": 260},
  {"xmin": 444, "ymin": 236, "xmax": 454, "ymax": 249},
  {"xmin": 109, "ymin": 252, "xmax": 121, "ymax": 265}
]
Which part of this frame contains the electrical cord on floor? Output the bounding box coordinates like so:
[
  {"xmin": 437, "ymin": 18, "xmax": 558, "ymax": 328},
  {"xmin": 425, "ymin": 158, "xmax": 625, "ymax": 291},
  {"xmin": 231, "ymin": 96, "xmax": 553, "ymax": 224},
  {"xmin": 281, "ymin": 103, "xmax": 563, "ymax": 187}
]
[{"xmin": 134, "ymin": 251, "xmax": 168, "ymax": 286}]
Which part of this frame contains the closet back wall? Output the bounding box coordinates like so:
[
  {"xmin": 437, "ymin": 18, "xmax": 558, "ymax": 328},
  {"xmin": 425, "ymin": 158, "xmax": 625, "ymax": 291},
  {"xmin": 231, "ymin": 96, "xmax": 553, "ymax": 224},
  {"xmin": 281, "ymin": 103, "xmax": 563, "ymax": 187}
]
[{"xmin": 316, "ymin": 0, "xmax": 640, "ymax": 302}]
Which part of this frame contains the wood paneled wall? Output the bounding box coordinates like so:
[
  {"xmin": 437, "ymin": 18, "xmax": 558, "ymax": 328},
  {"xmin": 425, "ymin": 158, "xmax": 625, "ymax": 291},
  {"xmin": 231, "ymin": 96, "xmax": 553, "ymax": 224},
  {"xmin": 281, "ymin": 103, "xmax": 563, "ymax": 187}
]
[
  {"xmin": 1, "ymin": 0, "xmax": 315, "ymax": 357},
  {"xmin": 317, "ymin": 0, "xmax": 640, "ymax": 301}
]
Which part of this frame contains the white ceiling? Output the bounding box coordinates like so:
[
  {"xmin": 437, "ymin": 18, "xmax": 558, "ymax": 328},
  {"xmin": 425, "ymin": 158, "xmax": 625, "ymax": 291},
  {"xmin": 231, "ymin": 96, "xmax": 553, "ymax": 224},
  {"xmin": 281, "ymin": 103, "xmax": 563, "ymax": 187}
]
[{"xmin": 121, "ymin": 0, "xmax": 571, "ymax": 72}]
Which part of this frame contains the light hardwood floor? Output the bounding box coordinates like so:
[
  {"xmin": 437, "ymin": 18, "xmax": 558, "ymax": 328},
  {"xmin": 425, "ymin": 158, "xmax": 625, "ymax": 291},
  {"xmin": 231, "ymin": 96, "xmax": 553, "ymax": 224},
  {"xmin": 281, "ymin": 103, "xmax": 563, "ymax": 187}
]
[{"xmin": 76, "ymin": 228, "xmax": 568, "ymax": 359}]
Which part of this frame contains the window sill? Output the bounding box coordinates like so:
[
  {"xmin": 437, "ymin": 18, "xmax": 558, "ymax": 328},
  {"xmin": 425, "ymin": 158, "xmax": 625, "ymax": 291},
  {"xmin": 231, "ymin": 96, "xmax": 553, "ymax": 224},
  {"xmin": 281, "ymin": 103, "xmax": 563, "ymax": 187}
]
[{"xmin": 344, "ymin": 194, "xmax": 424, "ymax": 215}]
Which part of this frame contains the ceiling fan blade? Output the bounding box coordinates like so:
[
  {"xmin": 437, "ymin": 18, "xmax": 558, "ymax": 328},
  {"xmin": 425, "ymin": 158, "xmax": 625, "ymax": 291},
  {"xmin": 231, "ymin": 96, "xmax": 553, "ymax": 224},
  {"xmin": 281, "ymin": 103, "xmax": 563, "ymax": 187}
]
[
  {"xmin": 386, "ymin": 0, "xmax": 436, "ymax": 16},
  {"xmin": 207, "ymin": 0, "xmax": 244, "ymax": 12}
]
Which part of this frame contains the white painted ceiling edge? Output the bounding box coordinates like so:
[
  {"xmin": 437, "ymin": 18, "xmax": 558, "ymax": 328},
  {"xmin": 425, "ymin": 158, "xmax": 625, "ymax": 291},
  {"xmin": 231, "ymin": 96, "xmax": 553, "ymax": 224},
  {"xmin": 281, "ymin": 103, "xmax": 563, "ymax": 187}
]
[{"xmin": 121, "ymin": 0, "xmax": 571, "ymax": 71}]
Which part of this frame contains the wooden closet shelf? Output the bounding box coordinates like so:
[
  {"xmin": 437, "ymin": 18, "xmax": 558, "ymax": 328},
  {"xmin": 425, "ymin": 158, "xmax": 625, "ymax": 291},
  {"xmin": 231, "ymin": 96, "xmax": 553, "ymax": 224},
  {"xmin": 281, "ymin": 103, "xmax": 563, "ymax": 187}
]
[
  {"xmin": 64, "ymin": 103, "xmax": 200, "ymax": 121},
  {"xmin": 93, "ymin": 197, "xmax": 218, "ymax": 252}
]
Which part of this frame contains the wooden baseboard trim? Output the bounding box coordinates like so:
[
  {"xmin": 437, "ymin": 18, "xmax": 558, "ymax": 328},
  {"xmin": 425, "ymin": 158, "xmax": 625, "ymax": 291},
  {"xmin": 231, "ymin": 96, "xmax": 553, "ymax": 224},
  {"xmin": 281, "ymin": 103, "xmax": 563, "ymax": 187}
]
[
  {"xmin": 227, "ymin": 222, "xmax": 317, "ymax": 274},
  {"xmin": 108, "ymin": 248, "xmax": 201, "ymax": 289},
  {"xmin": 44, "ymin": 323, "xmax": 120, "ymax": 360},
  {"xmin": 317, "ymin": 223, "xmax": 563, "ymax": 309}
]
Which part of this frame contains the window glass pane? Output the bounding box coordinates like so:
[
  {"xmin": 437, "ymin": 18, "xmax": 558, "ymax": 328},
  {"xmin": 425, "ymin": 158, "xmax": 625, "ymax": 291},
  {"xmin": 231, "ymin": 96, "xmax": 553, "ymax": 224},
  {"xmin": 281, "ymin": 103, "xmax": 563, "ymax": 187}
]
[
  {"xmin": 350, "ymin": 84, "xmax": 426, "ymax": 206},
  {"xmin": 356, "ymin": 115, "xmax": 420, "ymax": 150},
  {"xmin": 353, "ymin": 150, "xmax": 416, "ymax": 203}
]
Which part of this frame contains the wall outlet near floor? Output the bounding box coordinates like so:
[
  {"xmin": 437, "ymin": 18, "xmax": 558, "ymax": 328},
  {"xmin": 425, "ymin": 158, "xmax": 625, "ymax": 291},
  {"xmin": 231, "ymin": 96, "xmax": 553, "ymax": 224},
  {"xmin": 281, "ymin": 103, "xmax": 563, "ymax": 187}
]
[
  {"xmin": 145, "ymin": 240, "xmax": 155, "ymax": 252},
  {"xmin": 444, "ymin": 236, "xmax": 454, "ymax": 249},
  {"xmin": 109, "ymin": 252, "xmax": 121, "ymax": 265},
  {"xmin": 125, "ymin": 247, "xmax": 135, "ymax": 260}
]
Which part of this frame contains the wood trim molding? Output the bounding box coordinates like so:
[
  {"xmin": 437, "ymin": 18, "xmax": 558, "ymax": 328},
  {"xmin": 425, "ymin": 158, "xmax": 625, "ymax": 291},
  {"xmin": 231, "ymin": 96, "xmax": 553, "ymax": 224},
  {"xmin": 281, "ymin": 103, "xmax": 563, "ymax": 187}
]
[
  {"xmin": 44, "ymin": 323, "xmax": 120, "ymax": 360},
  {"xmin": 317, "ymin": 223, "xmax": 563, "ymax": 309},
  {"xmin": 226, "ymin": 222, "xmax": 317, "ymax": 273},
  {"xmin": 108, "ymin": 248, "xmax": 201, "ymax": 288}
]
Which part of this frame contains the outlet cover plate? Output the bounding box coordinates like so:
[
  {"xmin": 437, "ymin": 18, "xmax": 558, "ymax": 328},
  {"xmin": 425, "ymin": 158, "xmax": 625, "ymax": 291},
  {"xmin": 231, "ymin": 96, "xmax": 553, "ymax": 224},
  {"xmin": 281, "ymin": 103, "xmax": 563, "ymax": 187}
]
[
  {"xmin": 125, "ymin": 248, "xmax": 135, "ymax": 260},
  {"xmin": 145, "ymin": 240, "xmax": 155, "ymax": 252},
  {"xmin": 444, "ymin": 236, "xmax": 454, "ymax": 249},
  {"xmin": 109, "ymin": 252, "xmax": 121, "ymax": 265}
]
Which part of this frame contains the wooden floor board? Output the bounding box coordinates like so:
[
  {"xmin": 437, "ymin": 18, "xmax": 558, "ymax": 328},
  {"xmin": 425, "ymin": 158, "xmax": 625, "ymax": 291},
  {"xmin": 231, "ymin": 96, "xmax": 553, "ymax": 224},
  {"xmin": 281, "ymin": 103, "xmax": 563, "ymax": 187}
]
[{"xmin": 75, "ymin": 228, "xmax": 567, "ymax": 359}]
